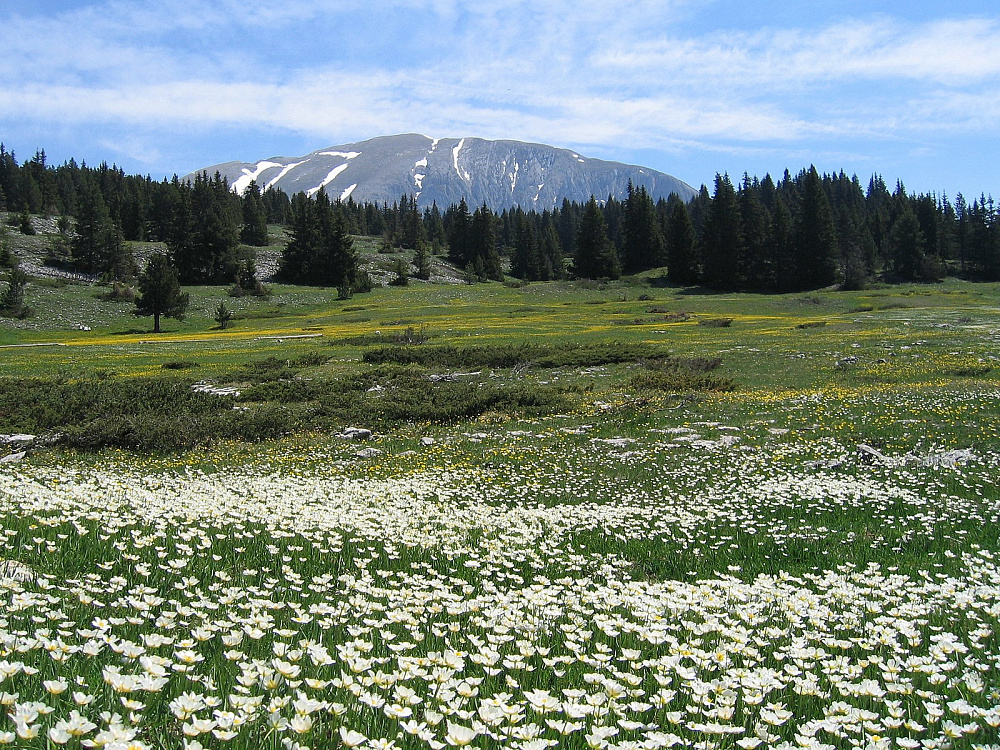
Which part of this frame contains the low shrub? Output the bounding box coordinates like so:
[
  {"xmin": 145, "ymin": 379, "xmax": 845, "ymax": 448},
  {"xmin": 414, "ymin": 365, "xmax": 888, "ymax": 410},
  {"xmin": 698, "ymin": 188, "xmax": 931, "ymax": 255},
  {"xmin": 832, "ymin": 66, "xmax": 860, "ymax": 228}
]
[{"xmin": 362, "ymin": 341, "xmax": 679, "ymax": 370}]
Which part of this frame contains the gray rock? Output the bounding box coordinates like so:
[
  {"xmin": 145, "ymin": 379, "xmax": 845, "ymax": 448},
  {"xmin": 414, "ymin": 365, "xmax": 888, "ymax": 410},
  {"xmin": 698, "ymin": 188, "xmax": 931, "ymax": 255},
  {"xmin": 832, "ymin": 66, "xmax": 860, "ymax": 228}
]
[
  {"xmin": 420, "ymin": 437, "xmax": 436, "ymax": 446},
  {"xmin": 341, "ymin": 427, "xmax": 373, "ymax": 441},
  {"xmin": 0, "ymin": 434, "xmax": 35, "ymax": 445},
  {"xmin": 354, "ymin": 447, "xmax": 383, "ymax": 459},
  {"xmin": 0, "ymin": 452, "xmax": 26, "ymax": 464}
]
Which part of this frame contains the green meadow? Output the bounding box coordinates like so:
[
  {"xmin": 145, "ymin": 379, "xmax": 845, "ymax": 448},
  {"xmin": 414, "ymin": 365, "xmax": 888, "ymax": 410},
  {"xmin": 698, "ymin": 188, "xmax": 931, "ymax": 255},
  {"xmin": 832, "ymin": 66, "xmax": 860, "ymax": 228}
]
[{"xmin": 1, "ymin": 234, "xmax": 999, "ymax": 749}]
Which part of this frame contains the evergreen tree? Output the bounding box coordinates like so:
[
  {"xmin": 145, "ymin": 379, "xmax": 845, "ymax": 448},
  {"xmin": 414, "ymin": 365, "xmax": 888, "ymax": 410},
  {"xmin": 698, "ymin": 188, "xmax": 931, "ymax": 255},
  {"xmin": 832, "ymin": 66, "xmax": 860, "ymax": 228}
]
[
  {"xmin": 575, "ymin": 197, "xmax": 620, "ymax": 279},
  {"xmin": 770, "ymin": 197, "xmax": 795, "ymax": 291},
  {"xmin": 793, "ymin": 166, "xmax": 839, "ymax": 289},
  {"xmin": 0, "ymin": 265, "xmax": 29, "ymax": 317},
  {"xmin": 412, "ymin": 239, "xmax": 432, "ymax": 281},
  {"xmin": 620, "ymin": 182, "xmax": 666, "ymax": 274},
  {"xmin": 214, "ymin": 301, "xmax": 233, "ymax": 330},
  {"xmin": 739, "ymin": 176, "xmax": 772, "ymax": 289},
  {"xmin": 135, "ymin": 252, "xmax": 188, "ymax": 333},
  {"xmin": 557, "ymin": 198, "xmax": 578, "ymax": 259},
  {"xmin": 240, "ymin": 180, "xmax": 269, "ymax": 246},
  {"xmin": 447, "ymin": 198, "xmax": 472, "ymax": 267},
  {"xmin": 540, "ymin": 216, "xmax": 564, "ymax": 280},
  {"xmin": 73, "ymin": 180, "xmax": 124, "ymax": 276},
  {"xmin": 511, "ymin": 214, "xmax": 541, "ymax": 280},
  {"xmin": 700, "ymin": 174, "xmax": 743, "ymax": 290},
  {"xmin": 889, "ymin": 206, "xmax": 926, "ymax": 280},
  {"xmin": 471, "ymin": 203, "xmax": 502, "ymax": 281},
  {"xmin": 279, "ymin": 190, "xmax": 359, "ymax": 287},
  {"xmin": 174, "ymin": 173, "xmax": 240, "ymax": 283},
  {"xmin": 665, "ymin": 196, "xmax": 698, "ymax": 285}
]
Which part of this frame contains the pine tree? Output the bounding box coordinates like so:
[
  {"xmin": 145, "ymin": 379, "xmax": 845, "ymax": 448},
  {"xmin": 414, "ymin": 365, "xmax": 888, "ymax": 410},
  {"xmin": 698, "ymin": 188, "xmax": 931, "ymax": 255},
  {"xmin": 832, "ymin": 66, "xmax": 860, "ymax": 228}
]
[
  {"xmin": 665, "ymin": 196, "xmax": 698, "ymax": 285},
  {"xmin": 174, "ymin": 173, "xmax": 240, "ymax": 283},
  {"xmin": 575, "ymin": 197, "xmax": 620, "ymax": 280},
  {"xmin": 412, "ymin": 239, "xmax": 432, "ymax": 280},
  {"xmin": 1, "ymin": 265, "xmax": 29, "ymax": 317},
  {"xmin": 471, "ymin": 204, "xmax": 502, "ymax": 281},
  {"xmin": 739, "ymin": 175, "xmax": 772, "ymax": 289},
  {"xmin": 540, "ymin": 217, "xmax": 564, "ymax": 280},
  {"xmin": 511, "ymin": 214, "xmax": 541, "ymax": 280},
  {"xmin": 793, "ymin": 167, "xmax": 839, "ymax": 290},
  {"xmin": 620, "ymin": 182, "xmax": 666, "ymax": 274},
  {"xmin": 135, "ymin": 252, "xmax": 188, "ymax": 333},
  {"xmin": 447, "ymin": 198, "xmax": 472, "ymax": 267},
  {"xmin": 700, "ymin": 174, "xmax": 743, "ymax": 290},
  {"xmin": 889, "ymin": 206, "xmax": 926, "ymax": 280},
  {"xmin": 73, "ymin": 181, "xmax": 125, "ymax": 276},
  {"xmin": 770, "ymin": 197, "xmax": 795, "ymax": 291},
  {"xmin": 240, "ymin": 180, "xmax": 269, "ymax": 246}
]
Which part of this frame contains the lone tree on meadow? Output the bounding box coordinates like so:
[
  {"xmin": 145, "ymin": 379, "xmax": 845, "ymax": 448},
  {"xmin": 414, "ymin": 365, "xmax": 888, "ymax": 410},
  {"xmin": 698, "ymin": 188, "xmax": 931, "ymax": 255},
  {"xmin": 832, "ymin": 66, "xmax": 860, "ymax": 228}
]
[{"xmin": 135, "ymin": 252, "xmax": 188, "ymax": 333}]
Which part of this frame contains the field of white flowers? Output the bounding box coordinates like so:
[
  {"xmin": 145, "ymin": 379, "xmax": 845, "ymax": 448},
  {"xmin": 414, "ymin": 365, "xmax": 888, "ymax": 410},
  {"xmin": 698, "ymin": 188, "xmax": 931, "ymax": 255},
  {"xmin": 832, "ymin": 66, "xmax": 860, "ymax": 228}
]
[{"xmin": 2, "ymin": 387, "xmax": 999, "ymax": 750}]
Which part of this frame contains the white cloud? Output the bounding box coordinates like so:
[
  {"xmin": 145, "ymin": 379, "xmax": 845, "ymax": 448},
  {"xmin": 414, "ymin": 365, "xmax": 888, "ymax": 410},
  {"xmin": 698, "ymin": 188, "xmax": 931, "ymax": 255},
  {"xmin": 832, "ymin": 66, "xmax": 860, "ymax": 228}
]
[{"xmin": 2, "ymin": 0, "xmax": 998, "ymax": 189}]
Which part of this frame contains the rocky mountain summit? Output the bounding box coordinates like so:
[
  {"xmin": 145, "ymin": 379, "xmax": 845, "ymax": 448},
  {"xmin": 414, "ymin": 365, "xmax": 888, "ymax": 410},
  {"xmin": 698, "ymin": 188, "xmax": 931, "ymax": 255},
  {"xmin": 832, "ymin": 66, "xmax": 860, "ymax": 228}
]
[{"xmin": 193, "ymin": 134, "xmax": 696, "ymax": 210}]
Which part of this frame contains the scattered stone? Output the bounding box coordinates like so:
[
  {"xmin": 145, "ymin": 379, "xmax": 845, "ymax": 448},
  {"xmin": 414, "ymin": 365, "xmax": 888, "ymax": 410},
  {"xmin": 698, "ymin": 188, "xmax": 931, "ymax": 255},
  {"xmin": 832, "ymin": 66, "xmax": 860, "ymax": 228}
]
[
  {"xmin": 0, "ymin": 434, "xmax": 36, "ymax": 445},
  {"xmin": 835, "ymin": 356, "xmax": 859, "ymax": 368},
  {"xmin": 858, "ymin": 443, "xmax": 893, "ymax": 465},
  {"xmin": 341, "ymin": 427, "xmax": 373, "ymax": 441},
  {"xmin": 768, "ymin": 428, "xmax": 790, "ymax": 435},
  {"xmin": 192, "ymin": 382, "xmax": 241, "ymax": 397},
  {"xmin": 672, "ymin": 434, "xmax": 701, "ymax": 443},
  {"xmin": 0, "ymin": 452, "xmax": 26, "ymax": 464},
  {"xmin": 427, "ymin": 371, "xmax": 481, "ymax": 382},
  {"xmin": 591, "ymin": 437, "xmax": 635, "ymax": 448},
  {"xmin": 913, "ymin": 449, "xmax": 976, "ymax": 467},
  {"xmin": 420, "ymin": 437, "xmax": 435, "ymax": 446},
  {"xmin": 354, "ymin": 447, "xmax": 382, "ymax": 459}
]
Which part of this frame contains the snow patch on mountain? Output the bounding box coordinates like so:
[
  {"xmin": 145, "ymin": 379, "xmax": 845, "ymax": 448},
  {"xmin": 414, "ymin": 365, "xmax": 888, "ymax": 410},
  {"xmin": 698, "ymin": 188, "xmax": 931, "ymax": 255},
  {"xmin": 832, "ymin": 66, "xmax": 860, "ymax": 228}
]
[
  {"xmin": 265, "ymin": 161, "xmax": 305, "ymax": 191},
  {"xmin": 233, "ymin": 161, "xmax": 282, "ymax": 195},
  {"xmin": 307, "ymin": 163, "xmax": 350, "ymax": 197},
  {"xmin": 340, "ymin": 183, "xmax": 357, "ymax": 201},
  {"xmin": 319, "ymin": 151, "xmax": 361, "ymax": 160},
  {"xmin": 453, "ymin": 138, "xmax": 470, "ymax": 182}
]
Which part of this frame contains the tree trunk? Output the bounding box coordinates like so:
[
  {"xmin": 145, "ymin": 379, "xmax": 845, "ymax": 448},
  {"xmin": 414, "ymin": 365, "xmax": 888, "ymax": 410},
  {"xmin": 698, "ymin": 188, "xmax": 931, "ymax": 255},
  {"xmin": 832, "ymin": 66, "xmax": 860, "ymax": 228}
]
[{"xmin": 154, "ymin": 311, "xmax": 160, "ymax": 333}]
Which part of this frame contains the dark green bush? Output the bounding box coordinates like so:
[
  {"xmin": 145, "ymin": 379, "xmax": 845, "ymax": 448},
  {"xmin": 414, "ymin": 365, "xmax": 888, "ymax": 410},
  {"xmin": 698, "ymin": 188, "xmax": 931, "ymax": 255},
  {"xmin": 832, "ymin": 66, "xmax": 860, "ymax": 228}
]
[{"xmin": 362, "ymin": 341, "xmax": 678, "ymax": 370}]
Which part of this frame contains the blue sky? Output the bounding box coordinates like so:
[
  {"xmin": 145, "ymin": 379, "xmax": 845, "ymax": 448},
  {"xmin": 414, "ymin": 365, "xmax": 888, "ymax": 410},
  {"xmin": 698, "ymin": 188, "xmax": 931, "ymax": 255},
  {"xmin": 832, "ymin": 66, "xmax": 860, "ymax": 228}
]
[{"xmin": 2, "ymin": 0, "xmax": 997, "ymax": 198}]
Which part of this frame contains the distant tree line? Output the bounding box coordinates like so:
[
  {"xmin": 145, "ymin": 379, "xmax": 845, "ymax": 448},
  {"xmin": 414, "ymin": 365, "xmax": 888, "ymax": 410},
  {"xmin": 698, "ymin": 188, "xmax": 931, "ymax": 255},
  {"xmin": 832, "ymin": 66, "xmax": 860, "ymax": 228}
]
[{"xmin": 2, "ymin": 143, "xmax": 998, "ymax": 292}]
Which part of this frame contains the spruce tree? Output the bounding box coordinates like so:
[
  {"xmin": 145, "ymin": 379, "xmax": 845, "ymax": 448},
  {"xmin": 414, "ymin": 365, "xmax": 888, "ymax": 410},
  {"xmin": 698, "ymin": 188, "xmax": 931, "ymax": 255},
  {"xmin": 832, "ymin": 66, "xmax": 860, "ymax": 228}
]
[
  {"xmin": 739, "ymin": 176, "xmax": 772, "ymax": 289},
  {"xmin": 665, "ymin": 196, "xmax": 698, "ymax": 285},
  {"xmin": 700, "ymin": 174, "xmax": 743, "ymax": 290},
  {"xmin": 135, "ymin": 252, "xmax": 188, "ymax": 333},
  {"xmin": 1, "ymin": 265, "xmax": 29, "ymax": 317},
  {"xmin": 471, "ymin": 204, "xmax": 502, "ymax": 281},
  {"xmin": 621, "ymin": 182, "xmax": 666, "ymax": 274},
  {"xmin": 240, "ymin": 180, "xmax": 269, "ymax": 246},
  {"xmin": 540, "ymin": 218, "xmax": 564, "ymax": 280},
  {"xmin": 575, "ymin": 197, "xmax": 620, "ymax": 280},
  {"xmin": 511, "ymin": 214, "xmax": 541, "ymax": 280},
  {"xmin": 889, "ymin": 206, "xmax": 926, "ymax": 280},
  {"xmin": 447, "ymin": 198, "xmax": 472, "ymax": 267},
  {"xmin": 793, "ymin": 167, "xmax": 839, "ymax": 289}
]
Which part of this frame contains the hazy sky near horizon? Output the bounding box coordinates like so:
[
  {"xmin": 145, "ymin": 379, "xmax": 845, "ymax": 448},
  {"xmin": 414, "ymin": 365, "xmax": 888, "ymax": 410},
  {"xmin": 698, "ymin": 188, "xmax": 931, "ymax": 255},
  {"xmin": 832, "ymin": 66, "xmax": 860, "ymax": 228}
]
[{"xmin": 2, "ymin": 0, "xmax": 997, "ymax": 197}]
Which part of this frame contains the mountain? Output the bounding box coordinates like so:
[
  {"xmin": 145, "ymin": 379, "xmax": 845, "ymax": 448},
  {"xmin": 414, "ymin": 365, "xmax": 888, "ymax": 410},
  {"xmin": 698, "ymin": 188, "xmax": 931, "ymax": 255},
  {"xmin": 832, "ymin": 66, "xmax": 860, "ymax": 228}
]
[{"xmin": 192, "ymin": 134, "xmax": 696, "ymax": 210}]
